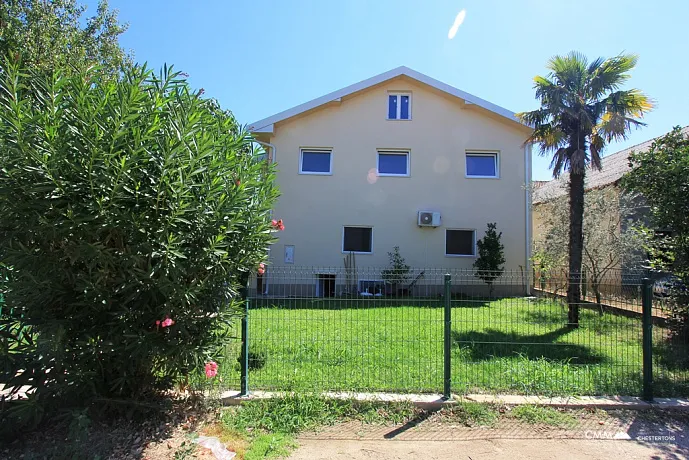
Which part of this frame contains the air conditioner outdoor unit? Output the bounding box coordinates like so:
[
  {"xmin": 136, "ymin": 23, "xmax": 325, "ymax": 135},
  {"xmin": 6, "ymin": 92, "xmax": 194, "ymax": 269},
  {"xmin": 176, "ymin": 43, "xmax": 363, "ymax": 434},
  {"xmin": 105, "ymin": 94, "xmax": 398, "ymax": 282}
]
[{"xmin": 418, "ymin": 211, "xmax": 441, "ymax": 227}]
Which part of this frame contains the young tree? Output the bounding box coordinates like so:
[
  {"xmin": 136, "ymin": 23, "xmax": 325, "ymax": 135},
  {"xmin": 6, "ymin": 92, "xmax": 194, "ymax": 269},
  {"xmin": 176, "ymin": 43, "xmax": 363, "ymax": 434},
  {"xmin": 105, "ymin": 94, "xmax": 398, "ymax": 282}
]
[
  {"xmin": 518, "ymin": 52, "xmax": 653, "ymax": 327},
  {"xmin": 473, "ymin": 223, "xmax": 506, "ymax": 297},
  {"xmin": 0, "ymin": 0, "xmax": 129, "ymax": 75},
  {"xmin": 381, "ymin": 246, "xmax": 410, "ymax": 296},
  {"xmin": 536, "ymin": 189, "xmax": 643, "ymax": 311},
  {"xmin": 623, "ymin": 126, "xmax": 689, "ymax": 341},
  {"xmin": 0, "ymin": 62, "xmax": 279, "ymax": 418}
]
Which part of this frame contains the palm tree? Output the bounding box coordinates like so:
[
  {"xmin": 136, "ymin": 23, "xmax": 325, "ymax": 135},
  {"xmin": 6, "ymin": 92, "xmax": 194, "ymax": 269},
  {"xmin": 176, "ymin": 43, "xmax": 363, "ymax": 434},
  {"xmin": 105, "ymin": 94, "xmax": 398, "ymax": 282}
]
[{"xmin": 518, "ymin": 52, "xmax": 652, "ymax": 327}]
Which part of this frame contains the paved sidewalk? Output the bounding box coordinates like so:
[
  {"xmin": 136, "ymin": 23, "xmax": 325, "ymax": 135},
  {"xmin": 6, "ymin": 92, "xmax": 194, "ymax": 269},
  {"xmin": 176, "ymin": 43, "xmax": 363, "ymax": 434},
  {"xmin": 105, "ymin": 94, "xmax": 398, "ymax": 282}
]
[
  {"xmin": 290, "ymin": 406, "xmax": 689, "ymax": 460},
  {"xmin": 288, "ymin": 439, "xmax": 684, "ymax": 460}
]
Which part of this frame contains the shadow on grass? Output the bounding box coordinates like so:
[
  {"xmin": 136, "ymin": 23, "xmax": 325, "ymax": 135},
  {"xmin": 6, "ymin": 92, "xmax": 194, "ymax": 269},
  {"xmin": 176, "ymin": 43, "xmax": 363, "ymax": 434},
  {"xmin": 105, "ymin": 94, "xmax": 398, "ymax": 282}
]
[
  {"xmin": 654, "ymin": 340, "xmax": 689, "ymax": 372},
  {"xmin": 452, "ymin": 327, "xmax": 605, "ymax": 364}
]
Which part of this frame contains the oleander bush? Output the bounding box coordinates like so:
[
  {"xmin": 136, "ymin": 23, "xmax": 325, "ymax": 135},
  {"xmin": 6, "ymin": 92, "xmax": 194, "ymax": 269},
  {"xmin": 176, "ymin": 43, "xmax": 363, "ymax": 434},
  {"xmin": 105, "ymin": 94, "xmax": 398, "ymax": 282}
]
[{"xmin": 0, "ymin": 60, "xmax": 278, "ymax": 426}]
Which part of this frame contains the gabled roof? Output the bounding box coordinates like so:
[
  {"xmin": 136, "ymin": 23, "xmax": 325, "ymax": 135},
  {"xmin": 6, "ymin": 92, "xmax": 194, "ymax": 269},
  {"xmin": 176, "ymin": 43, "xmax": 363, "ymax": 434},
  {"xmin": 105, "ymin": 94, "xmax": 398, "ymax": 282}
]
[
  {"xmin": 533, "ymin": 126, "xmax": 689, "ymax": 204},
  {"xmin": 249, "ymin": 66, "xmax": 526, "ymax": 133}
]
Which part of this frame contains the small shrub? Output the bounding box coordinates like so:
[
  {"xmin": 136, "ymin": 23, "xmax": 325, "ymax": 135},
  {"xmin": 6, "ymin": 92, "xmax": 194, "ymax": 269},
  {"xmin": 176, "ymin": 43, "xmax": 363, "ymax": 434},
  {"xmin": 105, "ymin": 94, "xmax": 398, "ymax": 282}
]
[
  {"xmin": 381, "ymin": 246, "xmax": 410, "ymax": 294},
  {"xmin": 474, "ymin": 223, "xmax": 506, "ymax": 296}
]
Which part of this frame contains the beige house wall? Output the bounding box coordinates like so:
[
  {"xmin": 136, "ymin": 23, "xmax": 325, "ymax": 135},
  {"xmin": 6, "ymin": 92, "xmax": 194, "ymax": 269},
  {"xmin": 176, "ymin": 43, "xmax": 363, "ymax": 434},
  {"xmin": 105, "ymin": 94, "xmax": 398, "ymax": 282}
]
[{"xmin": 259, "ymin": 76, "xmax": 531, "ymax": 273}]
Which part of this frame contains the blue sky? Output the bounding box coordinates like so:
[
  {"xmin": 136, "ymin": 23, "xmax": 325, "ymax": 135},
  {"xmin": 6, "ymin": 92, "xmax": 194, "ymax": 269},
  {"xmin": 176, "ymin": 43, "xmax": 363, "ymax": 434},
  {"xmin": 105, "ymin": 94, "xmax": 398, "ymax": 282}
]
[{"xmin": 93, "ymin": 0, "xmax": 688, "ymax": 180}]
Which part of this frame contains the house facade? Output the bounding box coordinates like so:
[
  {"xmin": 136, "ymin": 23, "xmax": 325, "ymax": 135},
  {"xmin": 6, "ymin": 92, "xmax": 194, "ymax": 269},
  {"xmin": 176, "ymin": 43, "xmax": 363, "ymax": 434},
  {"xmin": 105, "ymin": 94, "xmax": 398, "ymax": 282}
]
[{"xmin": 250, "ymin": 67, "xmax": 532, "ymax": 296}]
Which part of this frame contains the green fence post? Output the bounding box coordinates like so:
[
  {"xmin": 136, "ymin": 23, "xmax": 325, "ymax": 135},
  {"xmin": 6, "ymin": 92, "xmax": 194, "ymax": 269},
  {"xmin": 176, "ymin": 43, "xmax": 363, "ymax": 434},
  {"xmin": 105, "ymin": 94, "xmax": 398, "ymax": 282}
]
[
  {"xmin": 240, "ymin": 288, "xmax": 250, "ymax": 397},
  {"xmin": 641, "ymin": 278, "xmax": 653, "ymax": 402},
  {"xmin": 443, "ymin": 274, "xmax": 452, "ymax": 400}
]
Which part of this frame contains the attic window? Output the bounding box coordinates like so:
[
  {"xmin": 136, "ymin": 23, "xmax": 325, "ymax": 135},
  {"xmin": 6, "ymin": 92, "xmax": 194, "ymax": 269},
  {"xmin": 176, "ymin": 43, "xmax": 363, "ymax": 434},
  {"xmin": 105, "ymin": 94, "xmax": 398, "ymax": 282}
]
[{"xmin": 388, "ymin": 93, "xmax": 411, "ymax": 120}]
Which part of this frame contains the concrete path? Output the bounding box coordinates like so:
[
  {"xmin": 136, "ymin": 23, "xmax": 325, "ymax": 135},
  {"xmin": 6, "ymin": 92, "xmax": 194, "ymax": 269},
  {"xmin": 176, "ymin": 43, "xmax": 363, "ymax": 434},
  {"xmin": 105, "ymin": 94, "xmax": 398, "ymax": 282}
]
[{"xmin": 288, "ymin": 438, "xmax": 685, "ymax": 460}]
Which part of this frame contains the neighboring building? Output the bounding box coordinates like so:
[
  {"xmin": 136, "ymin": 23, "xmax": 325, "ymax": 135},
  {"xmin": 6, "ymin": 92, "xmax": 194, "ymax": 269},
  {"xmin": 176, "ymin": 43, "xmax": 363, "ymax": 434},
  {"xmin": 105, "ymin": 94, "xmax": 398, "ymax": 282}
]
[
  {"xmin": 531, "ymin": 127, "xmax": 689, "ymax": 290},
  {"xmin": 533, "ymin": 127, "xmax": 689, "ymax": 240},
  {"xmin": 249, "ymin": 66, "xmax": 532, "ymax": 296}
]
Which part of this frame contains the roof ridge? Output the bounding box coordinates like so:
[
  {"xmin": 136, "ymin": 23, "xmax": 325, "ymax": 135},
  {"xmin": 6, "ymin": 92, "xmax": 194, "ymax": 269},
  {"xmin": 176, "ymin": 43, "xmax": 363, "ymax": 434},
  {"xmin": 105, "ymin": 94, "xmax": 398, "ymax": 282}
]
[{"xmin": 248, "ymin": 67, "xmax": 527, "ymax": 133}]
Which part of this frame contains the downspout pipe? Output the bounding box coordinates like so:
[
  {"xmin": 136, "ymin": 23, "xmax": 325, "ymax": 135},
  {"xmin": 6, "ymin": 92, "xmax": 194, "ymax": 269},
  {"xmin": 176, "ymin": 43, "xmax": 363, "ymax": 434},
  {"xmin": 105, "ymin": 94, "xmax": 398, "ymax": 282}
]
[
  {"xmin": 254, "ymin": 139, "xmax": 276, "ymax": 295},
  {"xmin": 255, "ymin": 139, "xmax": 277, "ymax": 165}
]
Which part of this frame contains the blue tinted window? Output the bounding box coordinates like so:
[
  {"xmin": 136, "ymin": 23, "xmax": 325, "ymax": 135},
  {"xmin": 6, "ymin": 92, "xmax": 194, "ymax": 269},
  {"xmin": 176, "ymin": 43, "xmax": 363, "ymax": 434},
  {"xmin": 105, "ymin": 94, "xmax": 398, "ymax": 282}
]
[
  {"xmin": 388, "ymin": 95, "xmax": 398, "ymax": 119},
  {"xmin": 378, "ymin": 153, "xmax": 408, "ymax": 175},
  {"xmin": 466, "ymin": 154, "xmax": 497, "ymax": 177},
  {"xmin": 400, "ymin": 95, "xmax": 410, "ymax": 119},
  {"xmin": 301, "ymin": 150, "xmax": 331, "ymax": 173}
]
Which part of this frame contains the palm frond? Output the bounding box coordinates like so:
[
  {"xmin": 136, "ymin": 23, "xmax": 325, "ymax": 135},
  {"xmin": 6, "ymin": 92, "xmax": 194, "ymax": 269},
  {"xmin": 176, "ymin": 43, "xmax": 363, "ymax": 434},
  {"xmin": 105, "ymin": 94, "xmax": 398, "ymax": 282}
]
[
  {"xmin": 547, "ymin": 52, "xmax": 588, "ymax": 93},
  {"xmin": 586, "ymin": 56, "xmax": 606, "ymax": 75},
  {"xmin": 587, "ymin": 54, "xmax": 638, "ymax": 99},
  {"xmin": 525, "ymin": 123, "xmax": 567, "ymax": 154},
  {"xmin": 550, "ymin": 146, "xmax": 571, "ymax": 178},
  {"xmin": 595, "ymin": 89, "xmax": 653, "ymax": 141},
  {"xmin": 516, "ymin": 107, "xmax": 550, "ymax": 127},
  {"xmin": 589, "ymin": 133, "xmax": 604, "ymax": 171},
  {"xmin": 570, "ymin": 148, "xmax": 587, "ymax": 174}
]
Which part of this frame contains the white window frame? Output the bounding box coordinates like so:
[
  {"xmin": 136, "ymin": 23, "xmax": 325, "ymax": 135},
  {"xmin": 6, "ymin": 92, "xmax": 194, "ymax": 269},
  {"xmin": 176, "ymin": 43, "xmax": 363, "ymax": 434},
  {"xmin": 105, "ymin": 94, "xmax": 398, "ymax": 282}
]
[
  {"xmin": 342, "ymin": 225, "xmax": 373, "ymax": 254},
  {"xmin": 387, "ymin": 92, "xmax": 412, "ymax": 120},
  {"xmin": 445, "ymin": 228, "xmax": 476, "ymax": 257},
  {"xmin": 465, "ymin": 151, "xmax": 500, "ymax": 179},
  {"xmin": 377, "ymin": 149, "xmax": 410, "ymax": 177},
  {"xmin": 299, "ymin": 148, "xmax": 333, "ymax": 175}
]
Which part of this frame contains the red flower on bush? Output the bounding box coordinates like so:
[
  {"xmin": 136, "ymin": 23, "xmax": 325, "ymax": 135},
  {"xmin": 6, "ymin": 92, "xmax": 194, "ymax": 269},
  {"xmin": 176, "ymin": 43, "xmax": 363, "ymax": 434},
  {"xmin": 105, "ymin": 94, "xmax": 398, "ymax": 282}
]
[
  {"xmin": 271, "ymin": 219, "xmax": 285, "ymax": 231},
  {"xmin": 205, "ymin": 361, "xmax": 218, "ymax": 378},
  {"xmin": 257, "ymin": 263, "xmax": 265, "ymax": 275},
  {"xmin": 161, "ymin": 316, "xmax": 175, "ymax": 328}
]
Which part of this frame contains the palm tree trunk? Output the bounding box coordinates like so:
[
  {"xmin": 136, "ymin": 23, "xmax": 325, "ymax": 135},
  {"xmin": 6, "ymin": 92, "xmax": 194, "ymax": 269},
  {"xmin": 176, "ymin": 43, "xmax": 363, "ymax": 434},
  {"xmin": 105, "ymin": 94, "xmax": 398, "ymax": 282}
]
[{"xmin": 567, "ymin": 170, "xmax": 585, "ymax": 327}]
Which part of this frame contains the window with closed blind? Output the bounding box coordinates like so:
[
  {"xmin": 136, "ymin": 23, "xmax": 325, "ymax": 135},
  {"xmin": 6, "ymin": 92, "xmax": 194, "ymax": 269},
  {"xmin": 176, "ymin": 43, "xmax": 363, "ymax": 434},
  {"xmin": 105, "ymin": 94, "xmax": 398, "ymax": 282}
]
[{"xmin": 342, "ymin": 226, "xmax": 373, "ymax": 253}]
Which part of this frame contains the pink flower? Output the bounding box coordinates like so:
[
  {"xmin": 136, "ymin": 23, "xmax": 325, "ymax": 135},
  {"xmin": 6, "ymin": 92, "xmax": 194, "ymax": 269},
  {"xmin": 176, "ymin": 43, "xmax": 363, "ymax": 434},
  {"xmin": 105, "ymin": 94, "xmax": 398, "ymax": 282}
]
[
  {"xmin": 205, "ymin": 361, "xmax": 218, "ymax": 378},
  {"xmin": 161, "ymin": 316, "xmax": 175, "ymax": 328},
  {"xmin": 257, "ymin": 263, "xmax": 265, "ymax": 275},
  {"xmin": 271, "ymin": 218, "xmax": 285, "ymax": 231},
  {"xmin": 155, "ymin": 320, "xmax": 160, "ymax": 326}
]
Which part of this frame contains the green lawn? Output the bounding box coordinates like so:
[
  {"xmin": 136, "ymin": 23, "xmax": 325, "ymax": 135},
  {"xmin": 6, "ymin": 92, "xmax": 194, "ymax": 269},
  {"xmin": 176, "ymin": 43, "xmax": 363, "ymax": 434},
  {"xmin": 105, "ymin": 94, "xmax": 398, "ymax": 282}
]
[{"xmin": 206, "ymin": 297, "xmax": 689, "ymax": 397}]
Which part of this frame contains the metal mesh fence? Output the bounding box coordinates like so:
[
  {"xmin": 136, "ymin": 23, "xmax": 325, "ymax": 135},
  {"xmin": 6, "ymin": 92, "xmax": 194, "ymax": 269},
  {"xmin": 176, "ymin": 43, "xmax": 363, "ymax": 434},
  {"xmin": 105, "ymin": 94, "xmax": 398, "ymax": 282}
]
[
  {"xmin": 219, "ymin": 266, "xmax": 689, "ymax": 397},
  {"xmin": 247, "ymin": 267, "xmax": 450, "ymax": 393}
]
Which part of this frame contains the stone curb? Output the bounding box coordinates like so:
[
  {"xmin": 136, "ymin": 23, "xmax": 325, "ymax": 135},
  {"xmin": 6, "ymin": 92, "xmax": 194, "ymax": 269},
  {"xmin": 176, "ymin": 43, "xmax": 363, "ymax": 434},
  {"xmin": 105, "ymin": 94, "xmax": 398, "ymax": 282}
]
[{"xmin": 219, "ymin": 390, "xmax": 689, "ymax": 411}]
